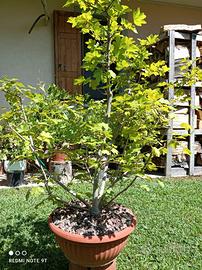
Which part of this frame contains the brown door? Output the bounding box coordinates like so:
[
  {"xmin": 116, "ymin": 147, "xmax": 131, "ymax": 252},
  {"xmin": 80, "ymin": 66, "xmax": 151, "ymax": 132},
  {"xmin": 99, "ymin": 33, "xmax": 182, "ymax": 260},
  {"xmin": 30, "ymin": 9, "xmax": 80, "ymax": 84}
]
[{"xmin": 54, "ymin": 11, "xmax": 82, "ymax": 94}]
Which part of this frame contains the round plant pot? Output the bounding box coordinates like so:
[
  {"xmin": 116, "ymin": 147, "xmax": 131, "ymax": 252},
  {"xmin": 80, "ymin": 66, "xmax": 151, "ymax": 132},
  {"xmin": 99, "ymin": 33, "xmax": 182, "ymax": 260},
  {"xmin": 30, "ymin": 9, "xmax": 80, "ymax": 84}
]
[
  {"xmin": 48, "ymin": 213, "xmax": 136, "ymax": 270},
  {"xmin": 52, "ymin": 152, "xmax": 67, "ymax": 162}
]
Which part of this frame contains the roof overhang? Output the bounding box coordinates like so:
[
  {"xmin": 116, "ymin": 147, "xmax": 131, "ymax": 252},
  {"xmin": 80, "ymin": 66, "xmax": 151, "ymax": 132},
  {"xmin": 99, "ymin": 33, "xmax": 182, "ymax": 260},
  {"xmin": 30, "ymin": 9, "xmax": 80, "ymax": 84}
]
[{"xmin": 143, "ymin": 0, "xmax": 202, "ymax": 8}]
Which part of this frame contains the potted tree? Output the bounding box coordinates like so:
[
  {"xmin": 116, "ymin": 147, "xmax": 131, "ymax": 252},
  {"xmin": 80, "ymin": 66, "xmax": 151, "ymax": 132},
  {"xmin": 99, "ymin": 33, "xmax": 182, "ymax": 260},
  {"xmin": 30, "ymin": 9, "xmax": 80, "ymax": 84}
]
[{"xmin": 1, "ymin": 1, "xmax": 201, "ymax": 269}]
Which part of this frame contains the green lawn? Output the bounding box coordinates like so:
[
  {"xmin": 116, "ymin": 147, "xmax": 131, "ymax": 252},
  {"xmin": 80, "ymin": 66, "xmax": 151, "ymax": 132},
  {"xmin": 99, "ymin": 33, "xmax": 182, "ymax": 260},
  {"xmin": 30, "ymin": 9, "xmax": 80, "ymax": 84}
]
[{"xmin": 0, "ymin": 178, "xmax": 201, "ymax": 270}]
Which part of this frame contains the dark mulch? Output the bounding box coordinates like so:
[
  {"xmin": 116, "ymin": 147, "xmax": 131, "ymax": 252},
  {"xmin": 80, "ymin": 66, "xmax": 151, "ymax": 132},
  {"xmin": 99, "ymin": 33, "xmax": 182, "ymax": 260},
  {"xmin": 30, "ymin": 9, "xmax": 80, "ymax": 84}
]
[{"xmin": 51, "ymin": 201, "xmax": 134, "ymax": 237}]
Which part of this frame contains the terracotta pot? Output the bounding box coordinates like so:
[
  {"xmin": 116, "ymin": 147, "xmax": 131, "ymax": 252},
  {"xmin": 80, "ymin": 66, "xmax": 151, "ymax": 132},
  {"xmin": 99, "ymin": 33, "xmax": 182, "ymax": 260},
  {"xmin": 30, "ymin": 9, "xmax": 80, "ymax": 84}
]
[
  {"xmin": 51, "ymin": 152, "xmax": 67, "ymax": 162},
  {"xmin": 48, "ymin": 213, "xmax": 136, "ymax": 270}
]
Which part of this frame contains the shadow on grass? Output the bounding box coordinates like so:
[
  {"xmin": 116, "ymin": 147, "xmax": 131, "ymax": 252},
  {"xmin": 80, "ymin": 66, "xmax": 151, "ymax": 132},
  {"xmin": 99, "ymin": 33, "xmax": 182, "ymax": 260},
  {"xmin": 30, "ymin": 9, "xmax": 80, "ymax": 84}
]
[{"xmin": 0, "ymin": 215, "xmax": 68, "ymax": 270}]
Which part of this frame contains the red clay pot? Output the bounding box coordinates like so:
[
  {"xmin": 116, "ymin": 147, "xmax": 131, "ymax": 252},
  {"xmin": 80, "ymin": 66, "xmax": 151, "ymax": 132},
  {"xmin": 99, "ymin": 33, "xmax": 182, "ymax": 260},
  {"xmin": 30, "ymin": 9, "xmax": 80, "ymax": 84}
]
[
  {"xmin": 48, "ymin": 213, "xmax": 136, "ymax": 270},
  {"xmin": 52, "ymin": 152, "xmax": 67, "ymax": 162}
]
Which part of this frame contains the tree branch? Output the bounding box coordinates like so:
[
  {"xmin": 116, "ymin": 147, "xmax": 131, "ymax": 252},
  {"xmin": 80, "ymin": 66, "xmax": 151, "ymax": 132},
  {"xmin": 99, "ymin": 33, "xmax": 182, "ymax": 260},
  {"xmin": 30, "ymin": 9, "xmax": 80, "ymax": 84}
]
[
  {"xmin": 9, "ymin": 124, "xmax": 90, "ymax": 208},
  {"xmin": 104, "ymin": 120, "xmax": 168, "ymax": 208}
]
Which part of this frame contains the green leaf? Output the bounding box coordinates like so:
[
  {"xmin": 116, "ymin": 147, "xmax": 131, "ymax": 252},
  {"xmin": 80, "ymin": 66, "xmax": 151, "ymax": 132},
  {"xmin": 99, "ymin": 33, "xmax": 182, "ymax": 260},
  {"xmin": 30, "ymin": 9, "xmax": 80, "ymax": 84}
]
[
  {"xmin": 121, "ymin": 18, "xmax": 137, "ymax": 33},
  {"xmin": 133, "ymin": 8, "xmax": 146, "ymax": 27},
  {"xmin": 180, "ymin": 122, "xmax": 192, "ymax": 130},
  {"xmin": 152, "ymin": 147, "xmax": 161, "ymax": 157},
  {"xmin": 183, "ymin": 147, "xmax": 191, "ymax": 155},
  {"xmin": 29, "ymin": 187, "xmax": 45, "ymax": 197},
  {"xmin": 38, "ymin": 131, "xmax": 53, "ymax": 144},
  {"xmin": 74, "ymin": 76, "xmax": 85, "ymax": 85},
  {"xmin": 101, "ymin": 150, "xmax": 111, "ymax": 155},
  {"xmin": 140, "ymin": 34, "xmax": 159, "ymax": 46},
  {"xmin": 157, "ymin": 180, "xmax": 165, "ymax": 188},
  {"xmin": 116, "ymin": 60, "xmax": 129, "ymax": 71},
  {"xmin": 140, "ymin": 184, "xmax": 150, "ymax": 192}
]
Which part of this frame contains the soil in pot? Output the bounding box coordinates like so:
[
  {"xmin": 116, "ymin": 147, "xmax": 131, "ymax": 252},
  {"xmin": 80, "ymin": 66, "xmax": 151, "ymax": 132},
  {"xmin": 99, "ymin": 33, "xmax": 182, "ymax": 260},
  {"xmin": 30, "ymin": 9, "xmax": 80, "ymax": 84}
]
[
  {"xmin": 51, "ymin": 201, "xmax": 134, "ymax": 237},
  {"xmin": 49, "ymin": 201, "xmax": 136, "ymax": 270}
]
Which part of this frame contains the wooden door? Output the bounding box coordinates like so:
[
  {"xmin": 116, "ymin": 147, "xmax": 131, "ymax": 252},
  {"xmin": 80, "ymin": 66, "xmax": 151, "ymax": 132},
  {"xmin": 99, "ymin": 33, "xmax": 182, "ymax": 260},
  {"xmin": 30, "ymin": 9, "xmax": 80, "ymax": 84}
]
[{"xmin": 54, "ymin": 11, "xmax": 82, "ymax": 94}]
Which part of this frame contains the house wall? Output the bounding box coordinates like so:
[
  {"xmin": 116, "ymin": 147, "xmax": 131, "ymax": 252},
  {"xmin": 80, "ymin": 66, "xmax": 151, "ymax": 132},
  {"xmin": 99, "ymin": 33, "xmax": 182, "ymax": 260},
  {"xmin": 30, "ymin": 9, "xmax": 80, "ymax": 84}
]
[
  {"xmin": 0, "ymin": 0, "xmax": 202, "ymax": 89},
  {"xmin": 0, "ymin": 0, "xmax": 67, "ymax": 87},
  {"xmin": 131, "ymin": 1, "xmax": 202, "ymax": 38}
]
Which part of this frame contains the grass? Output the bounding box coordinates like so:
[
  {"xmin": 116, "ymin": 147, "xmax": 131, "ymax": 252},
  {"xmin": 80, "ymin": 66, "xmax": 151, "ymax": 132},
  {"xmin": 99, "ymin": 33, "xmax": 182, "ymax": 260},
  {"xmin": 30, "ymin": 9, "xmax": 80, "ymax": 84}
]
[{"xmin": 0, "ymin": 178, "xmax": 201, "ymax": 269}]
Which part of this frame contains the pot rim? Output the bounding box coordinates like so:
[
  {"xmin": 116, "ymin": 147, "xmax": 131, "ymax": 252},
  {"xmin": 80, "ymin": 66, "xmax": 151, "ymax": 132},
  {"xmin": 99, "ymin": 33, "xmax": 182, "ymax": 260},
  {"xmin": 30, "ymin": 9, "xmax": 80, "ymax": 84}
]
[{"xmin": 48, "ymin": 214, "xmax": 136, "ymax": 244}]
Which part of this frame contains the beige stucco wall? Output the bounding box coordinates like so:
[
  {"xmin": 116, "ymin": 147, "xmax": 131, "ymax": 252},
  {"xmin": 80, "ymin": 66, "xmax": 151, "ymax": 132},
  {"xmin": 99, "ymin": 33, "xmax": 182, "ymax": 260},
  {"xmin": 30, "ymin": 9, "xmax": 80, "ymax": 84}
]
[
  {"xmin": 132, "ymin": 1, "xmax": 202, "ymax": 38},
  {"xmin": 0, "ymin": 0, "xmax": 202, "ymax": 89},
  {"xmin": 0, "ymin": 0, "xmax": 68, "ymax": 87}
]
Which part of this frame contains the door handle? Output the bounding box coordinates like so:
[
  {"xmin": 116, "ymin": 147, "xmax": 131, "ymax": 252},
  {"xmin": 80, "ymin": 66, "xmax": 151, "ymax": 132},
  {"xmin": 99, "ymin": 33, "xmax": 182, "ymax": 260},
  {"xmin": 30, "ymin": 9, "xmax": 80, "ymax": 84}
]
[{"xmin": 58, "ymin": 64, "xmax": 67, "ymax": 71}]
